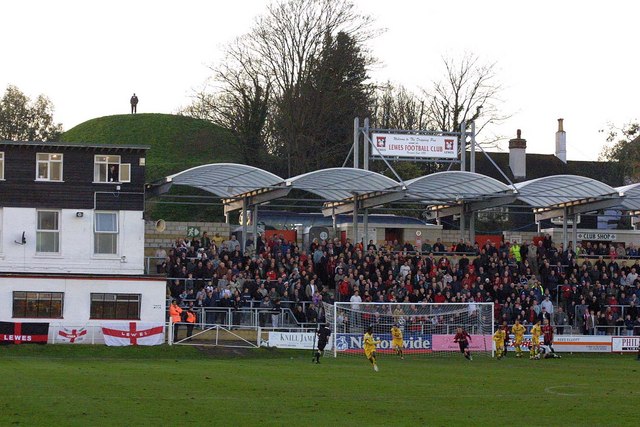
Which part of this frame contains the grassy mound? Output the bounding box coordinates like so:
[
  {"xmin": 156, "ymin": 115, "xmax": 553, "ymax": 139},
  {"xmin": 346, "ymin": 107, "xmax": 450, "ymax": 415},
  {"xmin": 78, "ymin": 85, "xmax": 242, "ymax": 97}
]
[{"xmin": 60, "ymin": 113, "xmax": 242, "ymax": 182}]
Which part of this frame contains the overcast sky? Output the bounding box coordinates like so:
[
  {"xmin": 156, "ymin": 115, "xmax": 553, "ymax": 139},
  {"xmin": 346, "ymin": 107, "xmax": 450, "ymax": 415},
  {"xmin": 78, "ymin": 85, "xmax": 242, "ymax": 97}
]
[{"xmin": 2, "ymin": 0, "xmax": 637, "ymax": 161}]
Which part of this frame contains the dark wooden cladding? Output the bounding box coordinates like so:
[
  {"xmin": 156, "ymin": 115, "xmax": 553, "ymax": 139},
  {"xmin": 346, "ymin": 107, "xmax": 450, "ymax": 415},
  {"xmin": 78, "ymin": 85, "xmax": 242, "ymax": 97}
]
[{"xmin": 0, "ymin": 143, "xmax": 147, "ymax": 211}]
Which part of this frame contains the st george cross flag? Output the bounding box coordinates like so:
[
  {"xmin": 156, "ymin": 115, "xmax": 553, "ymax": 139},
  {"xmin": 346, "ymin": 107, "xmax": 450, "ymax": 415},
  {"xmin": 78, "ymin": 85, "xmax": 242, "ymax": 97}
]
[
  {"xmin": 58, "ymin": 327, "xmax": 88, "ymax": 344},
  {"xmin": 101, "ymin": 322, "xmax": 164, "ymax": 346},
  {"xmin": 0, "ymin": 321, "xmax": 49, "ymax": 345}
]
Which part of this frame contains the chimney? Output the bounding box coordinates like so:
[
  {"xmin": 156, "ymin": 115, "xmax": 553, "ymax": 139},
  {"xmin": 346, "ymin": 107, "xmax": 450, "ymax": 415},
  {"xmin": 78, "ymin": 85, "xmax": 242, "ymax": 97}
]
[
  {"xmin": 555, "ymin": 118, "xmax": 567, "ymax": 163},
  {"xmin": 508, "ymin": 129, "xmax": 527, "ymax": 179}
]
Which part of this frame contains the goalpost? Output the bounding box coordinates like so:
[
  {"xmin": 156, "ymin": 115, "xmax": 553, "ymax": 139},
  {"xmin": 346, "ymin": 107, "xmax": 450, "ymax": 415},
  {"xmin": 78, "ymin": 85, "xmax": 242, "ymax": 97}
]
[{"xmin": 324, "ymin": 302, "xmax": 495, "ymax": 358}]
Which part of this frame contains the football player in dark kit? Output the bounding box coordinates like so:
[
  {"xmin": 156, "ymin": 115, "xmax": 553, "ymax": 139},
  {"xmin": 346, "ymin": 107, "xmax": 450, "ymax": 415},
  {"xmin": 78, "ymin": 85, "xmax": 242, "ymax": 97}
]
[{"xmin": 314, "ymin": 324, "xmax": 331, "ymax": 364}]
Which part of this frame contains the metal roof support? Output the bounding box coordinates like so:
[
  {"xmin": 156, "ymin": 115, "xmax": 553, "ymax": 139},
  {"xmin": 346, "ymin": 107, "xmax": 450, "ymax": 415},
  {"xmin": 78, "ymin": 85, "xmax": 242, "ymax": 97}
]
[
  {"xmin": 562, "ymin": 207, "xmax": 568, "ymax": 251},
  {"xmin": 363, "ymin": 208, "xmax": 369, "ymax": 247},
  {"xmin": 253, "ymin": 205, "xmax": 259, "ymax": 255},
  {"xmin": 470, "ymin": 211, "xmax": 476, "ymax": 246},
  {"xmin": 223, "ymin": 187, "xmax": 291, "ymax": 214},
  {"xmin": 572, "ymin": 213, "xmax": 578, "ymax": 253},
  {"xmin": 321, "ymin": 189, "xmax": 405, "ymax": 216},
  {"xmin": 460, "ymin": 204, "xmax": 466, "ymax": 241},
  {"xmin": 242, "ymin": 197, "xmax": 248, "ymax": 254},
  {"xmin": 352, "ymin": 195, "xmax": 359, "ymax": 246}
]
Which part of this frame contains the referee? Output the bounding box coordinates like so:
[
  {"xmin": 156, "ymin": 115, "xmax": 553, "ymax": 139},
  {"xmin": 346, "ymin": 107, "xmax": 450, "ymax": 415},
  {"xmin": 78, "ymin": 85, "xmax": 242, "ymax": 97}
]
[{"xmin": 314, "ymin": 324, "xmax": 332, "ymax": 364}]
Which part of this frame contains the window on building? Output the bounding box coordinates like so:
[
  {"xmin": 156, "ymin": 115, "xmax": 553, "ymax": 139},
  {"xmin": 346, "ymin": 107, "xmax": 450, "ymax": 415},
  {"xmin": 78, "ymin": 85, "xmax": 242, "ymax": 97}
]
[
  {"xmin": 94, "ymin": 155, "xmax": 131, "ymax": 183},
  {"xmin": 90, "ymin": 293, "xmax": 140, "ymax": 319},
  {"xmin": 13, "ymin": 291, "xmax": 64, "ymax": 318},
  {"xmin": 36, "ymin": 210, "xmax": 60, "ymax": 253},
  {"xmin": 94, "ymin": 212, "xmax": 118, "ymax": 254},
  {"xmin": 36, "ymin": 153, "xmax": 63, "ymax": 181},
  {"xmin": 0, "ymin": 151, "xmax": 4, "ymax": 180}
]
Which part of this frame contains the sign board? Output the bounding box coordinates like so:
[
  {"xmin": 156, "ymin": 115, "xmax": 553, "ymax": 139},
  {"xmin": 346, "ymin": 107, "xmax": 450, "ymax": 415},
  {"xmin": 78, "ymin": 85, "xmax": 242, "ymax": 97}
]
[
  {"xmin": 371, "ymin": 133, "xmax": 458, "ymax": 159},
  {"xmin": 266, "ymin": 332, "xmax": 333, "ymax": 350},
  {"xmin": 611, "ymin": 336, "xmax": 640, "ymax": 352},
  {"xmin": 576, "ymin": 232, "xmax": 617, "ymax": 241},
  {"xmin": 186, "ymin": 226, "xmax": 201, "ymax": 238},
  {"xmin": 553, "ymin": 335, "xmax": 611, "ymax": 352}
]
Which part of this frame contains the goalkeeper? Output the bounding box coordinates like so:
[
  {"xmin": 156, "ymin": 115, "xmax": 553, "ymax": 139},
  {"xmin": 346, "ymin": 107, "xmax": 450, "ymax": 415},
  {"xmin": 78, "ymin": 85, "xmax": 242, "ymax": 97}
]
[
  {"xmin": 493, "ymin": 327, "xmax": 506, "ymax": 359},
  {"xmin": 511, "ymin": 319, "xmax": 526, "ymax": 358},
  {"xmin": 364, "ymin": 326, "xmax": 381, "ymax": 372},
  {"xmin": 391, "ymin": 323, "xmax": 404, "ymax": 360}
]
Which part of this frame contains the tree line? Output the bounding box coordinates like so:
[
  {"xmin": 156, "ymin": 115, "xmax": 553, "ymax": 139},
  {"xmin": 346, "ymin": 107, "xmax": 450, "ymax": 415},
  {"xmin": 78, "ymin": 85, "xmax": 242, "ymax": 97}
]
[{"xmin": 179, "ymin": 0, "xmax": 506, "ymax": 178}]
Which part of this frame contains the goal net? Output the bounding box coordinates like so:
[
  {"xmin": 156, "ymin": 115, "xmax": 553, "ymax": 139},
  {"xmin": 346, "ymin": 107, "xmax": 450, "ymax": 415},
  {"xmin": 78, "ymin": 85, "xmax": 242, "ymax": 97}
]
[{"xmin": 324, "ymin": 302, "xmax": 494, "ymax": 358}]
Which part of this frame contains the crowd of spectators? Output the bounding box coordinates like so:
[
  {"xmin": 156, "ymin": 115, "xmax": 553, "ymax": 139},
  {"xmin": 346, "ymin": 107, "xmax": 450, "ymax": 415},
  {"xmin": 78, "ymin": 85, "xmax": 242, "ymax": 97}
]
[{"xmin": 156, "ymin": 231, "xmax": 640, "ymax": 335}]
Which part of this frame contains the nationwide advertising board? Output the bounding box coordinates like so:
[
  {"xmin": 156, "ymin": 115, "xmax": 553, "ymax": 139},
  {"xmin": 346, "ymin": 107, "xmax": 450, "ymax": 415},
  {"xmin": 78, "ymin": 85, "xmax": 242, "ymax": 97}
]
[
  {"xmin": 371, "ymin": 133, "xmax": 458, "ymax": 159},
  {"xmin": 335, "ymin": 333, "xmax": 432, "ymax": 353}
]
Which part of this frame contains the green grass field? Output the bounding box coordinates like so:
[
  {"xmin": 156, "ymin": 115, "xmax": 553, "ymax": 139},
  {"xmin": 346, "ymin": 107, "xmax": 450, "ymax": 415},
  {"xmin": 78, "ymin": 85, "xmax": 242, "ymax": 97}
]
[{"xmin": 0, "ymin": 345, "xmax": 637, "ymax": 426}]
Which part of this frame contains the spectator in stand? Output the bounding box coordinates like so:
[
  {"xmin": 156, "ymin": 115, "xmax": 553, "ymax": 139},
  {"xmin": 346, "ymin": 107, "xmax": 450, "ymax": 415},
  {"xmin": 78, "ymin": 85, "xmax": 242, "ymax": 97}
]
[{"xmin": 553, "ymin": 306, "xmax": 568, "ymax": 334}]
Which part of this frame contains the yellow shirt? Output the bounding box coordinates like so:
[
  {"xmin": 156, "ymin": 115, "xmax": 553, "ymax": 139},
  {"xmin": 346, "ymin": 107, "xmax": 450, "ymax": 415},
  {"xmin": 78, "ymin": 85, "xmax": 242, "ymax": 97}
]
[
  {"xmin": 511, "ymin": 323, "xmax": 525, "ymax": 338},
  {"xmin": 493, "ymin": 329, "xmax": 506, "ymax": 344},
  {"xmin": 391, "ymin": 326, "xmax": 403, "ymax": 341},
  {"xmin": 531, "ymin": 324, "xmax": 542, "ymax": 341},
  {"xmin": 364, "ymin": 332, "xmax": 379, "ymax": 354}
]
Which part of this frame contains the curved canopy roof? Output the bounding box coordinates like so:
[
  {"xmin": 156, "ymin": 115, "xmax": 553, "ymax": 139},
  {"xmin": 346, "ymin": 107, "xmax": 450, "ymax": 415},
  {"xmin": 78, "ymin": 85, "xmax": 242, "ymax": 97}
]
[
  {"xmin": 166, "ymin": 163, "xmax": 284, "ymax": 198},
  {"xmin": 515, "ymin": 175, "xmax": 619, "ymax": 208},
  {"xmin": 617, "ymin": 183, "xmax": 640, "ymax": 211},
  {"xmin": 286, "ymin": 168, "xmax": 402, "ymax": 201},
  {"xmin": 405, "ymin": 171, "xmax": 514, "ymax": 203}
]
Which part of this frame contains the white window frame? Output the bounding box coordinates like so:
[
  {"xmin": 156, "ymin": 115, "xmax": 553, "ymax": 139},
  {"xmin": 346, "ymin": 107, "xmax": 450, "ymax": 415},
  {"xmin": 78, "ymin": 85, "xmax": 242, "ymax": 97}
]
[
  {"xmin": 94, "ymin": 211, "xmax": 119, "ymax": 255},
  {"xmin": 0, "ymin": 151, "xmax": 4, "ymax": 180},
  {"xmin": 36, "ymin": 210, "xmax": 60, "ymax": 254},
  {"xmin": 36, "ymin": 153, "xmax": 63, "ymax": 182},
  {"xmin": 94, "ymin": 155, "xmax": 131, "ymax": 183}
]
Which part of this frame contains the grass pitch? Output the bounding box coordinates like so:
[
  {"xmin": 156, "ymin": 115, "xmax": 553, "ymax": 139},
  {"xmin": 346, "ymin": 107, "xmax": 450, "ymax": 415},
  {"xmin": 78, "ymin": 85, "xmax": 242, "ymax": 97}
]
[{"xmin": 0, "ymin": 345, "xmax": 637, "ymax": 426}]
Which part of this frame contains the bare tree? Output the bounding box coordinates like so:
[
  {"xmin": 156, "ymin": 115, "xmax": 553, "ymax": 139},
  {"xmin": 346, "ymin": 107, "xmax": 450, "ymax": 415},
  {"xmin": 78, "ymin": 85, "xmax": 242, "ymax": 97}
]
[
  {"xmin": 182, "ymin": 0, "xmax": 377, "ymax": 176},
  {"xmin": 372, "ymin": 82, "xmax": 431, "ymax": 131},
  {"xmin": 423, "ymin": 54, "xmax": 508, "ymax": 146}
]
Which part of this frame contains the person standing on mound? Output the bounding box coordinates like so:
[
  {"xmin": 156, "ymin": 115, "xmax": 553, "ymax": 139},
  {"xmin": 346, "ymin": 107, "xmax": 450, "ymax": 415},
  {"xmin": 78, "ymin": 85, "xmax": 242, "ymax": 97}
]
[
  {"xmin": 130, "ymin": 93, "xmax": 138, "ymax": 114},
  {"xmin": 363, "ymin": 326, "xmax": 381, "ymax": 371}
]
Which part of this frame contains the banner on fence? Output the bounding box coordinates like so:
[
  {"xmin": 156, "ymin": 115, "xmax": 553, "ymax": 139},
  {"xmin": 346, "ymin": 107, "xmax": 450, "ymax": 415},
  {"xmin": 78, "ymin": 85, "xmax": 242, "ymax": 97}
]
[
  {"xmin": 266, "ymin": 331, "xmax": 333, "ymax": 350},
  {"xmin": 431, "ymin": 335, "xmax": 493, "ymax": 351},
  {"xmin": 102, "ymin": 322, "xmax": 164, "ymax": 346},
  {"xmin": 611, "ymin": 336, "xmax": 640, "ymax": 352},
  {"xmin": 335, "ymin": 333, "xmax": 432, "ymax": 353},
  {"xmin": 0, "ymin": 321, "xmax": 49, "ymax": 345},
  {"xmin": 553, "ymin": 335, "xmax": 611, "ymax": 352},
  {"xmin": 57, "ymin": 327, "xmax": 88, "ymax": 344}
]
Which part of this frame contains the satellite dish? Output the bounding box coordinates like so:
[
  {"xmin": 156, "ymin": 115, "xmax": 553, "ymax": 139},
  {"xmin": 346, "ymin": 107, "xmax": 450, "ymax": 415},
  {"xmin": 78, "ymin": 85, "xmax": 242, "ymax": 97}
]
[{"xmin": 155, "ymin": 219, "xmax": 166, "ymax": 232}]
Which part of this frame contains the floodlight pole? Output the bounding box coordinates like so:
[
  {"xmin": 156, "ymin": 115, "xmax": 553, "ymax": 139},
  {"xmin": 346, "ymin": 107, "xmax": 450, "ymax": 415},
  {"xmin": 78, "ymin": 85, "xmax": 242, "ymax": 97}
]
[
  {"xmin": 470, "ymin": 121, "xmax": 476, "ymax": 244},
  {"xmin": 363, "ymin": 118, "xmax": 370, "ymax": 246},
  {"xmin": 353, "ymin": 118, "xmax": 360, "ymax": 169},
  {"xmin": 460, "ymin": 121, "xmax": 467, "ymax": 240}
]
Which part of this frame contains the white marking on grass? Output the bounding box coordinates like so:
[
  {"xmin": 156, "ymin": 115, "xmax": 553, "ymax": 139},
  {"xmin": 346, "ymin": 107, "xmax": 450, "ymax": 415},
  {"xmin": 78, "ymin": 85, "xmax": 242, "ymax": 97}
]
[{"xmin": 544, "ymin": 385, "xmax": 587, "ymax": 396}]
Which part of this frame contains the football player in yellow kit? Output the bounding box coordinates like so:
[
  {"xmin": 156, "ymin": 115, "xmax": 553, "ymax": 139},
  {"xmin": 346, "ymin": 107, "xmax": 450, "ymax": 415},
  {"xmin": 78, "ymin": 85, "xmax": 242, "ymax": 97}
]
[
  {"xmin": 511, "ymin": 319, "xmax": 526, "ymax": 358},
  {"xmin": 391, "ymin": 324, "xmax": 404, "ymax": 360},
  {"xmin": 530, "ymin": 321, "xmax": 542, "ymax": 359},
  {"xmin": 493, "ymin": 328, "xmax": 506, "ymax": 359},
  {"xmin": 364, "ymin": 326, "xmax": 381, "ymax": 371}
]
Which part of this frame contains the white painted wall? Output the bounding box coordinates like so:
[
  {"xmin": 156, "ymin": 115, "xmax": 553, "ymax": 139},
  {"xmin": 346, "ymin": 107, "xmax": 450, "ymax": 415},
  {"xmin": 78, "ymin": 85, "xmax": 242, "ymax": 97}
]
[
  {"xmin": 0, "ymin": 208, "xmax": 144, "ymax": 274},
  {"xmin": 0, "ymin": 275, "xmax": 166, "ymax": 325}
]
